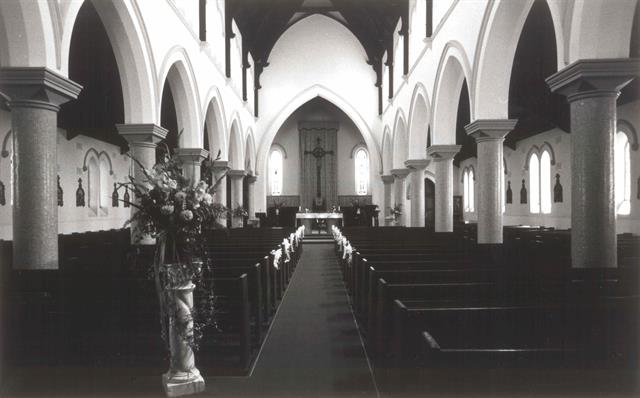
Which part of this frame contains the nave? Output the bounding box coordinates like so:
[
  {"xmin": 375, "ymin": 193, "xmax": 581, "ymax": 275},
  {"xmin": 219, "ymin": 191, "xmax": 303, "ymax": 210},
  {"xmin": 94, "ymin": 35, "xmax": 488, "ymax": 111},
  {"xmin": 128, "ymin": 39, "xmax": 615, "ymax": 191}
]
[{"xmin": 209, "ymin": 243, "xmax": 378, "ymax": 397}]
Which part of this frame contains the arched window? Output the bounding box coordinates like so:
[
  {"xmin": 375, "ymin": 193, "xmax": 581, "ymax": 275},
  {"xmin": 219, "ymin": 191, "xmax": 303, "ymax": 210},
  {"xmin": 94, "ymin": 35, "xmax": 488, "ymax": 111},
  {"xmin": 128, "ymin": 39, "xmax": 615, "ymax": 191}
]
[
  {"xmin": 540, "ymin": 150, "xmax": 552, "ymax": 214},
  {"xmin": 501, "ymin": 161, "xmax": 506, "ymax": 214},
  {"xmin": 529, "ymin": 153, "xmax": 540, "ymax": 213},
  {"xmin": 269, "ymin": 149, "xmax": 283, "ymax": 196},
  {"xmin": 463, "ymin": 170, "xmax": 469, "ymax": 212},
  {"xmin": 615, "ymin": 131, "xmax": 631, "ymax": 215},
  {"xmin": 463, "ymin": 168, "xmax": 475, "ymax": 212},
  {"xmin": 355, "ymin": 148, "xmax": 369, "ymax": 195},
  {"xmin": 99, "ymin": 157, "xmax": 110, "ymax": 215},
  {"xmin": 528, "ymin": 149, "xmax": 552, "ymax": 214},
  {"xmin": 88, "ymin": 157, "xmax": 100, "ymax": 216}
]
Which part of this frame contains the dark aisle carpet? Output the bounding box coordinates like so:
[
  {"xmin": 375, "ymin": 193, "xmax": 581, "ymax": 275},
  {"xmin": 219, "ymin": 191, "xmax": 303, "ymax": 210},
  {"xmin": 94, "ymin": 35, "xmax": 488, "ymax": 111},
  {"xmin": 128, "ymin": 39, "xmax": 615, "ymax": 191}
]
[{"xmin": 207, "ymin": 243, "xmax": 379, "ymax": 398}]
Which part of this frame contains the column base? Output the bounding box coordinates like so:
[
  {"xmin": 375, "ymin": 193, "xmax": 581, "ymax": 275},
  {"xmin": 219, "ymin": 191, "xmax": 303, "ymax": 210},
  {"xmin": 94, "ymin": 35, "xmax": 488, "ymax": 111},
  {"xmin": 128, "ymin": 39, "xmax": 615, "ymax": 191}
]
[{"xmin": 162, "ymin": 368, "xmax": 205, "ymax": 397}]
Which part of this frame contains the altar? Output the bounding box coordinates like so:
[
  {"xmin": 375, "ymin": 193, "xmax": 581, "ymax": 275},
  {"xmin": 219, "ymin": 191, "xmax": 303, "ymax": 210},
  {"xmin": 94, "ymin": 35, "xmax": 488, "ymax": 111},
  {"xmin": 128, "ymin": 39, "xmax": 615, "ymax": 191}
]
[{"xmin": 296, "ymin": 212, "xmax": 343, "ymax": 233}]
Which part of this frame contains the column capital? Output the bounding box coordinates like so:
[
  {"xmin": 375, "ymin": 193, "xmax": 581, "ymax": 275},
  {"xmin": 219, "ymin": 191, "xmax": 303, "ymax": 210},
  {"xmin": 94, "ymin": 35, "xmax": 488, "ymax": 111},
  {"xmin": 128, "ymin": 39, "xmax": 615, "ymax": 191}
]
[
  {"xmin": 117, "ymin": 123, "xmax": 168, "ymax": 147},
  {"xmin": 174, "ymin": 148, "xmax": 209, "ymax": 165},
  {"xmin": 427, "ymin": 145, "xmax": 461, "ymax": 160},
  {"xmin": 404, "ymin": 158, "xmax": 429, "ymax": 170},
  {"xmin": 546, "ymin": 58, "xmax": 640, "ymax": 102},
  {"xmin": 381, "ymin": 174, "xmax": 395, "ymax": 184},
  {"xmin": 227, "ymin": 169, "xmax": 247, "ymax": 179},
  {"xmin": 465, "ymin": 119, "xmax": 518, "ymax": 142},
  {"xmin": 0, "ymin": 67, "xmax": 82, "ymax": 111},
  {"xmin": 390, "ymin": 168, "xmax": 410, "ymax": 179},
  {"xmin": 212, "ymin": 160, "xmax": 229, "ymax": 171},
  {"xmin": 246, "ymin": 175, "xmax": 257, "ymax": 184}
]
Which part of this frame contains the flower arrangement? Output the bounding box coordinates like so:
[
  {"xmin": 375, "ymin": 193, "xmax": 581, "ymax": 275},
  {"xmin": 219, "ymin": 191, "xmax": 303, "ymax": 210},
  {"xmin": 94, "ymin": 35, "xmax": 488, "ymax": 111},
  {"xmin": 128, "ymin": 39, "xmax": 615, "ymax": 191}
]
[
  {"xmin": 390, "ymin": 203, "xmax": 403, "ymax": 220},
  {"xmin": 233, "ymin": 204, "xmax": 249, "ymax": 218},
  {"xmin": 120, "ymin": 147, "xmax": 228, "ymax": 350}
]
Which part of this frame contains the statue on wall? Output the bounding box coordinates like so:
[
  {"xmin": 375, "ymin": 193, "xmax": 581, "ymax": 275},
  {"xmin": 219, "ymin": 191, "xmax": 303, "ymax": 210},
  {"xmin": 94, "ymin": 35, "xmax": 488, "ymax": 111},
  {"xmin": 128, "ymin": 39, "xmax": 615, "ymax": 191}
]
[
  {"xmin": 554, "ymin": 173, "xmax": 563, "ymax": 203},
  {"xmin": 124, "ymin": 186, "xmax": 131, "ymax": 207},
  {"xmin": 57, "ymin": 175, "xmax": 63, "ymax": 207},
  {"xmin": 520, "ymin": 179, "xmax": 527, "ymax": 204},
  {"xmin": 0, "ymin": 181, "xmax": 5, "ymax": 206},
  {"xmin": 506, "ymin": 181, "xmax": 512, "ymax": 204},
  {"xmin": 76, "ymin": 178, "xmax": 85, "ymax": 207},
  {"xmin": 112, "ymin": 183, "xmax": 119, "ymax": 207}
]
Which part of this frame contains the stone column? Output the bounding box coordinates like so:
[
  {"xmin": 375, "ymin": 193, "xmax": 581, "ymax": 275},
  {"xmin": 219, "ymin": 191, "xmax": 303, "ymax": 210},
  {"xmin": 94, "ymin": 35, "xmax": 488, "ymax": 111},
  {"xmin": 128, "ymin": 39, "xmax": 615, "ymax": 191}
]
[
  {"xmin": 466, "ymin": 120, "xmax": 517, "ymax": 244},
  {"xmin": 427, "ymin": 145, "xmax": 461, "ymax": 232},
  {"xmin": 547, "ymin": 58, "xmax": 639, "ymax": 268},
  {"xmin": 405, "ymin": 159, "xmax": 429, "ymax": 227},
  {"xmin": 211, "ymin": 160, "xmax": 228, "ymax": 205},
  {"xmin": 174, "ymin": 148, "xmax": 208, "ymax": 188},
  {"xmin": 228, "ymin": 169, "xmax": 246, "ymax": 228},
  {"xmin": 0, "ymin": 68, "xmax": 82, "ymax": 270},
  {"xmin": 118, "ymin": 124, "xmax": 168, "ymax": 245},
  {"xmin": 381, "ymin": 175, "xmax": 395, "ymax": 226},
  {"xmin": 390, "ymin": 168, "xmax": 410, "ymax": 226},
  {"xmin": 246, "ymin": 175, "xmax": 257, "ymax": 225}
]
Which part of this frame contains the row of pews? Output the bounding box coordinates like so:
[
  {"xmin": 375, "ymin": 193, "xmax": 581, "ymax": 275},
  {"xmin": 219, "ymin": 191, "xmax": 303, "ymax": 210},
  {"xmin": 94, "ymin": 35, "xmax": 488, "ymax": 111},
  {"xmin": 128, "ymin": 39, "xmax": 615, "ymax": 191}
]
[
  {"xmin": 333, "ymin": 225, "xmax": 639, "ymax": 395},
  {"xmin": 0, "ymin": 226, "xmax": 305, "ymax": 376}
]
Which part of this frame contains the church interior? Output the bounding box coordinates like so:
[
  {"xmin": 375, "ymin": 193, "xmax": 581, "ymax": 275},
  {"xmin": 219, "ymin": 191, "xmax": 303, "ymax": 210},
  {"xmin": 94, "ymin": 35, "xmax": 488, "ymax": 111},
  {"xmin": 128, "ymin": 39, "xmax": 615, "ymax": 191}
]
[{"xmin": 0, "ymin": 0, "xmax": 639, "ymax": 396}]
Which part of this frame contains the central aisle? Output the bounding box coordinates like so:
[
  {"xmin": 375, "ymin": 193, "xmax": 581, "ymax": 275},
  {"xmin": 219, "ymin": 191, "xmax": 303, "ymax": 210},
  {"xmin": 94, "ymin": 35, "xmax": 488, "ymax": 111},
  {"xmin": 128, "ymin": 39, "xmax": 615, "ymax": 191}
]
[{"xmin": 209, "ymin": 243, "xmax": 379, "ymax": 397}]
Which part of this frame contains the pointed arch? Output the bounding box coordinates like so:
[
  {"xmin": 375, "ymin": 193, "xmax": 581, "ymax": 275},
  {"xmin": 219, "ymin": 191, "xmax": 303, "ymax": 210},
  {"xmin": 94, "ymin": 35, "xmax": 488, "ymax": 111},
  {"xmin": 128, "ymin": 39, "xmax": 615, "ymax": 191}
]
[
  {"xmin": 59, "ymin": 0, "xmax": 157, "ymax": 123},
  {"xmin": 157, "ymin": 46, "xmax": 202, "ymax": 148},
  {"xmin": 569, "ymin": 0, "xmax": 636, "ymax": 62},
  {"xmin": 0, "ymin": 0, "xmax": 57, "ymax": 68},
  {"xmin": 472, "ymin": 0, "xmax": 565, "ymax": 120},
  {"xmin": 382, "ymin": 126, "xmax": 393, "ymax": 175},
  {"xmin": 228, "ymin": 117, "xmax": 244, "ymax": 170},
  {"xmin": 202, "ymin": 86, "xmax": 228, "ymax": 160},
  {"xmin": 256, "ymin": 84, "xmax": 382, "ymax": 177},
  {"xmin": 245, "ymin": 129, "xmax": 256, "ymax": 174},
  {"xmin": 431, "ymin": 41, "xmax": 473, "ymax": 145},
  {"xmin": 392, "ymin": 108, "xmax": 408, "ymax": 169},
  {"xmin": 407, "ymin": 83, "xmax": 432, "ymax": 159}
]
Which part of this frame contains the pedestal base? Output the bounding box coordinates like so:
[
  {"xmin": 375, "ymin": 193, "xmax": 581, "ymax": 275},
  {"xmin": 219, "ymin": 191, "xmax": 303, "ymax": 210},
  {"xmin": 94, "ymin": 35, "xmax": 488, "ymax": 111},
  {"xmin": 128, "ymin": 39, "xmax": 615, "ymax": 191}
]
[{"xmin": 162, "ymin": 369, "xmax": 205, "ymax": 397}]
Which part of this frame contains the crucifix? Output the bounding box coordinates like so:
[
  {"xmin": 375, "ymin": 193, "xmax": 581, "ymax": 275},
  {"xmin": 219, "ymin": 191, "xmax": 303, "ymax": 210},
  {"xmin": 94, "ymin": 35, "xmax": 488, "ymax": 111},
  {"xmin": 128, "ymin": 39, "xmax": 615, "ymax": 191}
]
[{"xmin": 304, "ymin": 137, "xmax": 334, "ymax": 197}]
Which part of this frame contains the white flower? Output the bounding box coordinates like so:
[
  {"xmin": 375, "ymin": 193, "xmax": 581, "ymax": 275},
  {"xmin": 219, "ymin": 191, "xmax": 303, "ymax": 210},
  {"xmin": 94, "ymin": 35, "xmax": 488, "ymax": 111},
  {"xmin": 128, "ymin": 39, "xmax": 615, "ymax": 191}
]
[
  {"xmin": 161, "ymin": 205, "xmax": 174, "ymax": 215},
  {"xmin": 175, "ymin": 191, "xmax": 187, "ymax": 202},
  {"xmin": 180, "ymin": 209, "xmax": 194, "ymax": 221},
  {"xmin": 203, "ymin": 193, "xmax": 213, "ymax": 205}
]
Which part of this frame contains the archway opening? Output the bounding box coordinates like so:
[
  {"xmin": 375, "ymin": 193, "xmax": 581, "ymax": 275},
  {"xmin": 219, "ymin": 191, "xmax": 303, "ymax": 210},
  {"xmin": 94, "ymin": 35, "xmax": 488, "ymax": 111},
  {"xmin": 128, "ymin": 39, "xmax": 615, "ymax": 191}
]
[
  {"xmin": 158, "ymin": 80, "xmax": 179, "ymax": 161},
  {"xmin": 507, "ymin": 0, "xmax": 567, "ymax": 147},
  {"xmin": 424, "ymin": 177, "xmax": 435, "ymax": 231},
  {"xmin": 58, "ymin": 1, "xmax": 125, "ymax": 150},
  {"xmin": 453, "ymin": 80, "xmax": 472, "ymax": 167}
]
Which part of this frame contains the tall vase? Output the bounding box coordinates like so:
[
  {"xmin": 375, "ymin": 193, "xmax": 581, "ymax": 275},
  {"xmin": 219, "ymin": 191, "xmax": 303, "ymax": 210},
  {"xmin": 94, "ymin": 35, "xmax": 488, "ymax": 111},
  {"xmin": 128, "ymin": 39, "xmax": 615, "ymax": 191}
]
[
  {"xmin": 155, "ymin": 236, "xmax": 205, "ymax": 397},
  {"xmin": 162, "ymin": 279, "xmax": 205, "ymax": 397}
]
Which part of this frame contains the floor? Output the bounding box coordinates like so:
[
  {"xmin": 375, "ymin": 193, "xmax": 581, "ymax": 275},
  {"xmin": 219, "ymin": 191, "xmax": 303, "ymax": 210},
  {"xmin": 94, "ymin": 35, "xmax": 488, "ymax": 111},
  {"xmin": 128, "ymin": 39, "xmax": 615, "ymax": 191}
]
[
  {"xmin": 207, "ymin": 243, "xmax": 379, "ymax": 397},
  {"xmin": 0, "ymin": 243, "xmax": 378, "ymax": 397}
]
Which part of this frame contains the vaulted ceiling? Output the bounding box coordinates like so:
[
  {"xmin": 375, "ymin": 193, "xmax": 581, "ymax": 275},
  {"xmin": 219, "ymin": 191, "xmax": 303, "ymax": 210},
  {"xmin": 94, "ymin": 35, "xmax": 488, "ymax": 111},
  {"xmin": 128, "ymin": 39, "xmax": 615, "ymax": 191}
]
[{"xmin": 227, "ymin": 0, "xmax": 408, "ymax": 77}]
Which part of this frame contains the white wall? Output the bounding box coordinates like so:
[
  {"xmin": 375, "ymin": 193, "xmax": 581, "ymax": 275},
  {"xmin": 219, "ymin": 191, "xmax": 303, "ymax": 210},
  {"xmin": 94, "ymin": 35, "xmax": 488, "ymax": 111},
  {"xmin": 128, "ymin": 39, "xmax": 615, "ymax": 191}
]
[
  {"xmin": 0, "ymin": 117, "xmax": 132, "ymax": 239},
  {"xmin": 457, "ymin": 100, "xmax": 640, "ymax": 234}
]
